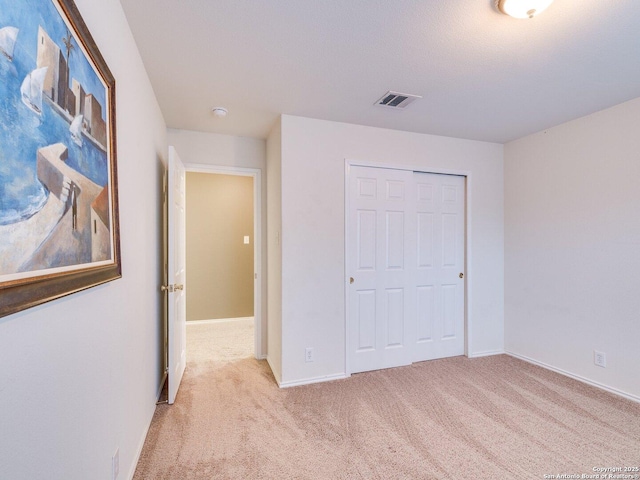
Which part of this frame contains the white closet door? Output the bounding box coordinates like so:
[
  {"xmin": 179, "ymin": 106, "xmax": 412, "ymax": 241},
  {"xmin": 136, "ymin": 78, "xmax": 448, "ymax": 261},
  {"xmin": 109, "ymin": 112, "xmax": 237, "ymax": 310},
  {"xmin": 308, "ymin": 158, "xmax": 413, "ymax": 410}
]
[
  {"xmin": 347, "ymin": 166, "xmax": 466, "ymax": 374},
  {"xmin": 347, "ymin": 165, "xmax": 416, "ymax": 374},
  {"xmin": 413, "ymin": 172, "xmax": 465, "ymax": 362}
]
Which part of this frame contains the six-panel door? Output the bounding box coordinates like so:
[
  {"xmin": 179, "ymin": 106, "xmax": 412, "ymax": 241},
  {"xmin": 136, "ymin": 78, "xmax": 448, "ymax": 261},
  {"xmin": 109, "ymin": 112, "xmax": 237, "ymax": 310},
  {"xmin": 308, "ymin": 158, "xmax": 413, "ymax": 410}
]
[
  {"xmin": 413, "ymin": 172, "xmax": 465, "ymax": 362},
  {"xmin": 348, "ymin": 166, "xmax": 465, "ymax": 374},
  {"xmin": 348, "ymin": 166, "xmax": 416, "ymax": 373}
]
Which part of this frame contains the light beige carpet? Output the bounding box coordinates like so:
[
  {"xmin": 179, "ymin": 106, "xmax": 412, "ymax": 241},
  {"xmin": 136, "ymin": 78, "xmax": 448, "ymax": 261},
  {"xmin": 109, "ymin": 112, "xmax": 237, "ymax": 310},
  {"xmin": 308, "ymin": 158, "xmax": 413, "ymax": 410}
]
[
  {"xmin": 134, "ymin": 354, "xmax": 640, "ymax": 479},
  {"xmin": 186, "ymin": 318, "xmax": 254, "ymax": 366}
]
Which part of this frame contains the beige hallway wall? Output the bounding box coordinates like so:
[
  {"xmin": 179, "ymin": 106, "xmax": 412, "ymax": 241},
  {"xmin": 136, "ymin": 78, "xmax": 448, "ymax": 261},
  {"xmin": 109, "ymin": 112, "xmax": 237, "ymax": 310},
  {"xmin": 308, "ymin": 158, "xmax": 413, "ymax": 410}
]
[{"xmin": 186, "ymin": 172, "xmax": 254, "ymax": 320}]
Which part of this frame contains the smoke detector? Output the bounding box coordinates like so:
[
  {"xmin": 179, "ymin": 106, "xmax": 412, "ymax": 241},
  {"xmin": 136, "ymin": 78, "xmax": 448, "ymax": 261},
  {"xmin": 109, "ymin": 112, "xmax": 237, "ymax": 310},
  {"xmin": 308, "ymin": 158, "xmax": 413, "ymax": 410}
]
[
  {"xmin": 374, "ymin": 91, "xmax": 421, "ymax": 110},
  {"xmin": 211, "ymin": 107, "xmax": 228, "ymax": 118}
]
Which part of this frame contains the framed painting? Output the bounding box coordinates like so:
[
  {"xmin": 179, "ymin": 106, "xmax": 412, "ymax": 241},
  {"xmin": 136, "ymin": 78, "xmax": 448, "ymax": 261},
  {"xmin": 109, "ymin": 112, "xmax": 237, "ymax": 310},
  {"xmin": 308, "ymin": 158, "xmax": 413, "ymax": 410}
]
[{"xmin": 0, "ymin": 0, "xmax": 120, "ymax": 318}]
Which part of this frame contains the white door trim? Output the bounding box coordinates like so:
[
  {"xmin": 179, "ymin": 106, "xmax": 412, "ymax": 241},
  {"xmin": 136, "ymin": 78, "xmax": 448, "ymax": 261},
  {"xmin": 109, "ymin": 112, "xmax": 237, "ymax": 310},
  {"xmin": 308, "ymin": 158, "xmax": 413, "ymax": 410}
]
[
  {"xmin": 344, "ymin": 159, "xmax": 472, "ymax": 376},
  {"xmin": 184, "ymin": 162, "xmax": 264, "ymax": 360}
]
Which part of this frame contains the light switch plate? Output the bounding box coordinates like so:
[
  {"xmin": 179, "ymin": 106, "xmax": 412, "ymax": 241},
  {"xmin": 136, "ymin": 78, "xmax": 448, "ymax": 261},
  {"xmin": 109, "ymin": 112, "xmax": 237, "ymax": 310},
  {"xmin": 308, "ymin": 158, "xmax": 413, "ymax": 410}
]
[{"xmin": 243, "ymin": 236, "xmax": 250, "ymax": 244}]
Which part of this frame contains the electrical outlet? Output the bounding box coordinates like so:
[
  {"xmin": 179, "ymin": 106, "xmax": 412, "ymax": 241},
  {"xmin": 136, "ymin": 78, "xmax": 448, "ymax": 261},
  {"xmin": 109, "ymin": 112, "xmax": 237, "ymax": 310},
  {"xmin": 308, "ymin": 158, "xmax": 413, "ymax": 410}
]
[
  {"xmin": 594, "ymin": 350, "xmax": 606, "ymax": 368},
  {"xmin": 305, "ymin": 347, "xmax": 314, "ymax": 362},
  {"xmin": 112, "ymin": 448, "xmax": 120, "ymax": 479}
]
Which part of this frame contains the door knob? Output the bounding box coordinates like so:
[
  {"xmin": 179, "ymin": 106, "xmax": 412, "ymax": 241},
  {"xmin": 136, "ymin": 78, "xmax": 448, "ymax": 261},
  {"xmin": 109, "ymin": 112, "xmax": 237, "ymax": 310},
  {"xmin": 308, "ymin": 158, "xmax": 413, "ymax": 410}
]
[
  {"xmin": 459, "ymin": 273, "xmax": 464, "ymax": 279},
  {"xmin": 349, "ymin": 277, "xmax": 354, "ymax": 284}
]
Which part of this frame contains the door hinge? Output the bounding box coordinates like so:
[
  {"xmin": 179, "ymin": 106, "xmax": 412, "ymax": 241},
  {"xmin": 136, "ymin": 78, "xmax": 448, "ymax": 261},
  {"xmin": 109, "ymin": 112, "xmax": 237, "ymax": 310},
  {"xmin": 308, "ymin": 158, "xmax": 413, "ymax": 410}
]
[{"xmin": 161, "ymin": 284, "xmax": 184, "ymax": 292}]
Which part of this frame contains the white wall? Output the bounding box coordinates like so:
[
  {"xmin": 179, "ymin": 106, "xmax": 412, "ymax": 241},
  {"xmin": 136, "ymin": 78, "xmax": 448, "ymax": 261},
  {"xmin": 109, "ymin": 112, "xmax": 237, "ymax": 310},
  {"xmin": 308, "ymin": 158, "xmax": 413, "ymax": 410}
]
[
  {"xmin": 0, "ymin": 0, "xmax": 167, "ymax": 479},
  {"xmin": 266, "ymin": 119, "xmax": 283, "ymax": 383},
  {"xmin": 504, "ymin": 97, "xmax": 640, "ymax": 400},
  {"xmin": 167, "ymin": 129, "xmax": 268, "ymax": 355},
  {"xmin": 278, "ymin": 115, "xmax": 504, "ymax": 385}
]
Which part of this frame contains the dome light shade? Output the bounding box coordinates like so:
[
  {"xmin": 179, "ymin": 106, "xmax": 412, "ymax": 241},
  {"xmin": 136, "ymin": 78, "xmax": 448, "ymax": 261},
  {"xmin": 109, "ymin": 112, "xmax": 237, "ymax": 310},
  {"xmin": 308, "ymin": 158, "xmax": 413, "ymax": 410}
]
[{"xmin": 496, "ymin": 0, "xmax": 554, "ymax": 18}]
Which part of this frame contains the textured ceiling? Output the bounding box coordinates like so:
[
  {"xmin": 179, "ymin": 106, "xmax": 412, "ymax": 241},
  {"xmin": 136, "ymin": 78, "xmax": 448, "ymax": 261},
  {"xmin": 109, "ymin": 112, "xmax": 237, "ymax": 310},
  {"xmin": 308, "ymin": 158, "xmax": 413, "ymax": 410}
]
[{"xmin": 119, "ymin": 0, "xmax": 640, "ymax": 143}]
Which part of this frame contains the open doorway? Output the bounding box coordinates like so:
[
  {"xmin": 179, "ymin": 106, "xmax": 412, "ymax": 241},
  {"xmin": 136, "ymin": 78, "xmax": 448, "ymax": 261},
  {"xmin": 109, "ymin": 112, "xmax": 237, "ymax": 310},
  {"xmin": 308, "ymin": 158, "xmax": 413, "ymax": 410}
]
[{"xmin": 184, "ymin": 167, "xmax": 262, "ymax": 364}]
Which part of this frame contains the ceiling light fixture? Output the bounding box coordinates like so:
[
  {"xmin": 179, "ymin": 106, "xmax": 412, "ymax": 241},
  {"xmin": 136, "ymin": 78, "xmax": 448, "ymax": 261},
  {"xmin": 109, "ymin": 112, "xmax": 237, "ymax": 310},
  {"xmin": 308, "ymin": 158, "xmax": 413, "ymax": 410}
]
[
  {"xmin": 495, "ymin": 0, "xmax": 554, "ymax": 18},
  {"xmin": 211, "ymin": 107, "xmax": 228, "ymax": 118}
]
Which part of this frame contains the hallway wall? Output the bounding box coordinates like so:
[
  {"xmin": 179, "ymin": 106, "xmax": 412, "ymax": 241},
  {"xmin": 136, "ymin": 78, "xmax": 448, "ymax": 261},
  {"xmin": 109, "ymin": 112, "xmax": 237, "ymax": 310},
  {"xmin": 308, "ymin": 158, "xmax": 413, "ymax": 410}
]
[
  {"xmin": 0, "ymin": 0, "xmax": 168, "ymax": 478},
  {"xmin": 186, "ymin": 173, "xmax": 254, "ymax": 320}
]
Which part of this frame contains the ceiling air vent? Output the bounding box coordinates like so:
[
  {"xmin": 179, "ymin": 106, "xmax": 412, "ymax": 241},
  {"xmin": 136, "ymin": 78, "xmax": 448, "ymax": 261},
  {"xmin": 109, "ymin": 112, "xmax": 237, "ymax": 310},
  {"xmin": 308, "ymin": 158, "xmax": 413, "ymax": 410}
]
[{"xmin": 375, "ymin": 91, "xmax": 421, "ymax": 110}]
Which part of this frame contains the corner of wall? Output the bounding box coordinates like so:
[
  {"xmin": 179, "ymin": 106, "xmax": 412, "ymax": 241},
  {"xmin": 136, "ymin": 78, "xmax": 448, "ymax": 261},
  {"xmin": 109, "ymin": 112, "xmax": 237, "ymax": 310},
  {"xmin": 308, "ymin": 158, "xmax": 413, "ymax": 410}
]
[
  {"xmin": 266, "ymin": 117, "xmax": 283, "ymax": 381},
  {"xmin": 503, "ymin": 97, "xmax": 640, "ymax": 399}
]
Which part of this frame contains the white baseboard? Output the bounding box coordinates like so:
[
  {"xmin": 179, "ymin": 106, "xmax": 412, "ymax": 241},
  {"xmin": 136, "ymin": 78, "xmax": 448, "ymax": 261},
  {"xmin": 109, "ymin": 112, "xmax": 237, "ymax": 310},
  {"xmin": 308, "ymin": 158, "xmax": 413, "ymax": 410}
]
[
  {"xmin": 278, "ymin": 372, "xmax": 349, "ymax": 389},
  {"xmin": 275, "ymin": 351, "xmax": 505, "ymax": 388},
  {"xmin": 506, "ymin": 351, "xmax": 639, "ymax": 404},
  {"xmin": 155, "ymin": 371, "xmax": 167, "ymax": 402},
  {"xmin": 187, "ymin": 317, "xmax": 253, "ymax": 325},
  {"xmin": 126, "ymin": 400, "xmax": 158, "ymax": 480},
  {"xmin": 468, "ymin": 349, "xmax": 504, "ymax": 358}
]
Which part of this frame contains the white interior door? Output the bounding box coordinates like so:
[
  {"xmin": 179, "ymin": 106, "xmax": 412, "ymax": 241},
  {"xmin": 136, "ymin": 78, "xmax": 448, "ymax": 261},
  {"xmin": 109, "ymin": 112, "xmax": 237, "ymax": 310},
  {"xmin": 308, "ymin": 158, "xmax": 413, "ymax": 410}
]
[
  {"xmin": 347, "ymin": 165, "xmax": 416, "ymax": 374},
  {"xmin": 413, "ymin": 172, "xmax": 465, "ymax": 362},
  {"xmin": 347, "ymin": 166, "xmax": 465, "ymax": 374},
  {"xmin": 167, "ymin": 146, "xmax": 186, "ymax": 404}
]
